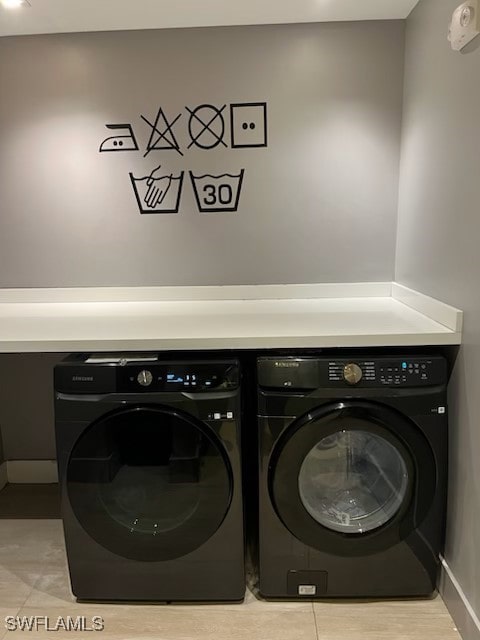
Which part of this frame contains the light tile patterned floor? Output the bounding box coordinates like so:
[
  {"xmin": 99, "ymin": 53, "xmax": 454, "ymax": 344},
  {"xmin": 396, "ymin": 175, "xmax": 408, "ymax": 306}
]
[{"xmin": 0, "ymin": 521, "xmax": 461, "ymax": 640}]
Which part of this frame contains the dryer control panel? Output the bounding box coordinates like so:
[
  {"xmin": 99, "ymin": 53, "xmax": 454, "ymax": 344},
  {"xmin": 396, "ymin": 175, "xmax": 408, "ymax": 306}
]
[
  {"xmin": 55, "ymin": 357, "xmax": 240, "ymax": 394},
  {"xmin": 257, "ymin": 356, "xmax": 447, "ymax": 389}
]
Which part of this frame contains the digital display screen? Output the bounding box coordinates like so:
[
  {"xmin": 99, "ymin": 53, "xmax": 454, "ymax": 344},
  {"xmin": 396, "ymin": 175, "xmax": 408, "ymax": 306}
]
[
  {"xmin": 166, "ymin": 373, "xmax": 198, "ymax": 385},
  {"xmin": 167, "ymin": 373, "xmax": 184, "ymax": 383}
]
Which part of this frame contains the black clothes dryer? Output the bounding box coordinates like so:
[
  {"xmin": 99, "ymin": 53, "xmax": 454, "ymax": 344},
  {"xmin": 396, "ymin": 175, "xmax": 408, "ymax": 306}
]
[
  {"xmin": 54, "ymin": 354, "xmax": 244, "ymax": 602},
  {"xmin": 257, "ymin": 355, "xmax": 448, "ymax": 599}
]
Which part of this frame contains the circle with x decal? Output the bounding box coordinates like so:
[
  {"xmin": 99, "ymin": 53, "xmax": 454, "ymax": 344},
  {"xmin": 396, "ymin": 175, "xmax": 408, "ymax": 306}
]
[{"xmin": 187, "ymin": 104, "xmax": 227, "ymax": 150}]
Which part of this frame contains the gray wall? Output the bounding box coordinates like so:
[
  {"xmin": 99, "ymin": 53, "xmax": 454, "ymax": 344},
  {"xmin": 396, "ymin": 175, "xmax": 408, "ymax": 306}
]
[
  {"xmin": 0, "ymin": 21, "xmax": 405, "ymax": 288},
  {"xmin": 396, "ymin": 0, "xmax": 480, "ymax": 634},
  {"xmin": 0, "ymin": 354, "xmax": 66, "ymax": 460}
]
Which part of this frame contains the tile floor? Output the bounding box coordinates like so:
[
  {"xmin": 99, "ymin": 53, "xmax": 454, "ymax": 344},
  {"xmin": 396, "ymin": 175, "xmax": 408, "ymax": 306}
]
[{"xmin": 0, "ymin": 519, "xmax": 462, "ymax": 640}]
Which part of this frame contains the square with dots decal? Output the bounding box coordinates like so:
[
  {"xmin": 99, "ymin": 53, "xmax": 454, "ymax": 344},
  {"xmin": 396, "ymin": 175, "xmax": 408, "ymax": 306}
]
[{"xmin": 230, "ymin": 102, "xmax": 268, "ymax": 148}]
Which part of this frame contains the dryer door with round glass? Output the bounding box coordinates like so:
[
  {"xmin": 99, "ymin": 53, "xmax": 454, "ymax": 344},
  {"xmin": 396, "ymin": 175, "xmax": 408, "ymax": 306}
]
[
  {"xmin": 66, "ymin": 405, "xmax": 232, "ymax": 561},
  {"xmin": 270, "ymin": 401, "xmax": 436, "ymax": 555}
]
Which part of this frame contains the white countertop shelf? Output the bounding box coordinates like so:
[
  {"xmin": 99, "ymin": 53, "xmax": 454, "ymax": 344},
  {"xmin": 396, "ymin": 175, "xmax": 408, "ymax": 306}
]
[{"xmin": 0, "ymin": 283, "xmax": 462, "ymax": 353}]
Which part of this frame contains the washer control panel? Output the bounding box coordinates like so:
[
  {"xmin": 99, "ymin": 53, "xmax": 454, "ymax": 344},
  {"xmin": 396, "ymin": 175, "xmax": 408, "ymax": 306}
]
[
  {"xmin": 257, "ymin": 356, "xmax": 447, "ymax": 390},
  {"xmin": 327, "ymin": 357, "xmax": 445, "ymax": 387}
]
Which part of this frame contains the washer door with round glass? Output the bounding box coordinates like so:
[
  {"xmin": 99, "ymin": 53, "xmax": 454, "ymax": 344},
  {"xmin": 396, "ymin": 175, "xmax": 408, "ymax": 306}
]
[
  {"xmin": 67, "ymin": 406, "xmax": 232, "ymax": 562},
  {"xmin": 270, "ymin": 401, "xmax": 436, "ymax": 556},
  {"xmin": 298, "ymin": 429, "xmax": 409, "ymax": 534}
]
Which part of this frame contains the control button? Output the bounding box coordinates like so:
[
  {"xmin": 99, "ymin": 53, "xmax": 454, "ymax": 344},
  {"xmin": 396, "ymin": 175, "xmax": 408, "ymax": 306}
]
[
  {"xmin": 137, "ymin": 370, "xmax": 153, "ymax": 386},
  {"xmin": 343, "ymin": 363, "xmax": 363, "ymax": 385},
  {"xmin": 226, "ymin": 411, "xmax": 234, "ymax": 419},
  {"xmin": 214, "ymin": 413, "xmax": 221, "ymax": 420}
]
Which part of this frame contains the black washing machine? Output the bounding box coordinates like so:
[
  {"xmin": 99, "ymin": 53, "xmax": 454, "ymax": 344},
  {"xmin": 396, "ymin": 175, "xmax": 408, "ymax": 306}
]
[
  {"xmin": 257, "ymin": 355, "xmax": 448, "ymax": 598},
  {"xmin": 54, "ymin": 354, "xmax": 244, "ymax": 602}
]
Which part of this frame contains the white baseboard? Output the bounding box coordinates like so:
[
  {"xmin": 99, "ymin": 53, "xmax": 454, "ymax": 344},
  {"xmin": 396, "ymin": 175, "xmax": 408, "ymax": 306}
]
[
  {"xmin": 6, "ymin": 460, "xmax": 58, "ymax": 484},
  {"xmin": 440, "ymin": 557, "xmax": 480, "ymax": 640},
  {"xmin": 0, "ymin": 462, "xmax": 7, "ymax": 491}
]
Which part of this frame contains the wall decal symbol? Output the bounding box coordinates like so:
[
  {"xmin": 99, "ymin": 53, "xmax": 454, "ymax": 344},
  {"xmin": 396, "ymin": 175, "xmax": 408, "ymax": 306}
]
[
  {"xmin": 230, "ymin": 102, "xmax": 268, "ymax": 148},
  {"xmin": 99, "ymin": 124, "xmax": 139, "ymax": 152},
  {"xmin": 141, "ymin": 107, "xmax": 183, "ymax": 157},
  {"xmin": 189, "ymin": 170, "xmax": 245, "ymax": 213},
  {"xmin": 187, "ymin": 104, "xmax": 227, "ymax": 150},
  {"xmin": 129, "ymin": 165, "xmax": 184, "ymax": 214}
]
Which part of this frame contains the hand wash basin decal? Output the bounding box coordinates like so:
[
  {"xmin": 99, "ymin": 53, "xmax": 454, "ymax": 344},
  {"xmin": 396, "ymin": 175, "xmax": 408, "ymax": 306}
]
[{"xmin": 129, "ymin": 165, "xmax": 184, "ymax": 215}]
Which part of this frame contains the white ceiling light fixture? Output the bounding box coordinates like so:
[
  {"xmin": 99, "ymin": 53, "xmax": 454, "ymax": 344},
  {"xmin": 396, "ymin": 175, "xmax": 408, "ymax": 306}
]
[{"xmin": 1, "ymin": 0, "xmax": 31, "ymax": 8}]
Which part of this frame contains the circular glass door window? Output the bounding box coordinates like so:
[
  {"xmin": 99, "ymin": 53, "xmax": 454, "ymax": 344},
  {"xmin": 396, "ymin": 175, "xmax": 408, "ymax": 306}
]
[
  {"xmin": 298, "ymin": 430, "xmax": 409, "ymax": 534},
  {"xmin": 67, "ymin": 406, "xmax": 232, "ymax": 561}
]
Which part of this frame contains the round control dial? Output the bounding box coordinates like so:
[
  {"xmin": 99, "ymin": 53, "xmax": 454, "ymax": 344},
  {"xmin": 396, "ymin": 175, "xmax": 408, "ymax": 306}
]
[
  {"xmin": 343, "ymin": 363, "xmax": 363, "ymax": 385},
  {"xmin": 137, "ymin": 370, "xmax": 153, "ymax": 387}
]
